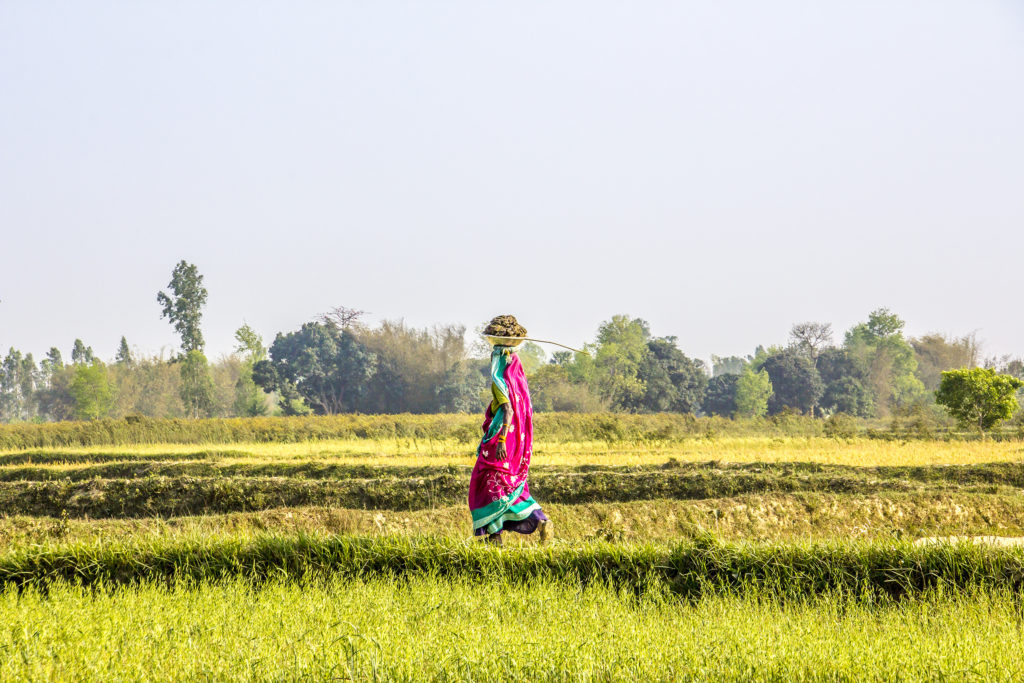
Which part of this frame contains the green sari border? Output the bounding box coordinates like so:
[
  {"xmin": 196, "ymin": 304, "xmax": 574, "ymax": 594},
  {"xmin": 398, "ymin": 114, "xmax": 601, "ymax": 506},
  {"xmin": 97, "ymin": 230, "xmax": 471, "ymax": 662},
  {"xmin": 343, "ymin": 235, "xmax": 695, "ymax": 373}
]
[
  {"xmin": 471, "ymin": 480, "xmax": 528, "ymax": 528},
  {"xmin": 477, "ymin": 500, "xmax": 541, "ymax": 535}
]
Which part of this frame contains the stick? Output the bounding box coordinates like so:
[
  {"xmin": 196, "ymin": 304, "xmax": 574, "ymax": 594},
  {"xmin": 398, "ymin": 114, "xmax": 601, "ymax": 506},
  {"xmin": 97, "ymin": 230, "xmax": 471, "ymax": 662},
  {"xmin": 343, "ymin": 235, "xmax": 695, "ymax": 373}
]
[{"xmin": 483, "ymin": 335, "xmax": 590, "ymax": 355}]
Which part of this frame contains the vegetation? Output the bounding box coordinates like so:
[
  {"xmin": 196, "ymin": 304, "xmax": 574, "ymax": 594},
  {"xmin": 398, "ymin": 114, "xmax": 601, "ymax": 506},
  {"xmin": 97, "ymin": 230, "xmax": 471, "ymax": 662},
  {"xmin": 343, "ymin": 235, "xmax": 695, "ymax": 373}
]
[
  {"xmin": 0, "ymin": 413, "xmax": 1021, "ymax": 678},
  {"xmin": 0, "ymin": 408, "xmax": 984, "ymax": 451},
  {"xmin": 935, "ymin": 367, "xmax": 1023, "ymax": 433},
  {"xmin": 7, "ymin": 492, "xmax": 1024, "ymax": 547},
  {"xmin": 7, "ymin": 457, "xmax": 1024, "ymax": 518},
  {"xmin": 5, "ymin": 577, "xmax": 1024, "ymax": 681},
  {"xmin": 4, "ymin": 266, "xmax": 1021, "ymax": 424},
  {"xmin": 4, "ymin": 533, "xmax": 1024, "ymax": 598},
  {"xmin": 156, "ymin": 259, "xmax": 208, "ymax": 354}
]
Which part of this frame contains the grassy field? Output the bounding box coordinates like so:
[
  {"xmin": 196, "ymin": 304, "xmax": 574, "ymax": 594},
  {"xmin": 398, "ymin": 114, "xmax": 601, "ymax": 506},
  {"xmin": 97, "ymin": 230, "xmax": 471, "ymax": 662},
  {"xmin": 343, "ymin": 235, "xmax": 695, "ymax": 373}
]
[
  {"xmin": 1, "ymin": 415, "xmax": 1023, "ymax": 679},
  {"xmin": 6, "ymin": 576, "xmax": 1024, "ymax": 681},
  {"xmin": 6, "ymin": 577, "xmax": 1024, "ymax": 681}
]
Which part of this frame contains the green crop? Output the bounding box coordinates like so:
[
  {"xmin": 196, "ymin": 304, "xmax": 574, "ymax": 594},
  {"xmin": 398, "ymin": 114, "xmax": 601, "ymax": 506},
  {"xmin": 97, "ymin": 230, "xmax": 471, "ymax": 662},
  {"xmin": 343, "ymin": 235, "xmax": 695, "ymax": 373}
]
[
  {"xmin": 4, "ymin": 534, "xmax": 1024, "ymax": 601},
  {"xmin": 2, "ymin": 576, "xmax": 1023, "ymax": 681}
]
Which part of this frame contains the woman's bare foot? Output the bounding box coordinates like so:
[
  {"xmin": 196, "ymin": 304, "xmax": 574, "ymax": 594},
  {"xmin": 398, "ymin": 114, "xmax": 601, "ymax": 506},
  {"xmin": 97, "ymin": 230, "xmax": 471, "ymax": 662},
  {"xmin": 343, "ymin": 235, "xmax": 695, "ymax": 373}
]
[
  {"xmin": 538, "ymin": 519, "xmax": 553, "ymax": 543},
  {"xmin": 487, "ymin": 532, "xmax": 503, "ymax": 547}
]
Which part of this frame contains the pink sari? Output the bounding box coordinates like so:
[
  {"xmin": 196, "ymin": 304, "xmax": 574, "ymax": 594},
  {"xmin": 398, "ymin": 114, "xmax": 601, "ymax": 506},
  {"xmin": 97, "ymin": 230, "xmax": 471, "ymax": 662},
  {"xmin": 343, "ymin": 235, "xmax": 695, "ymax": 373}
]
[{"xmin": 468, "ymin": 346, "xmax": 547, "ymax": 536}]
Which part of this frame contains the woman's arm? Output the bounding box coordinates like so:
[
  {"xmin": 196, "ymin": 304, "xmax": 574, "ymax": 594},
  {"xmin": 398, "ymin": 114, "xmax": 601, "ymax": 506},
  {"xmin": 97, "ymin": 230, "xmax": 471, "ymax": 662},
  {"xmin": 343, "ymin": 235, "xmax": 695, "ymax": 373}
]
[{"xmin": 496, "ymin": 405, "xmax": 514, "ymax": 460}]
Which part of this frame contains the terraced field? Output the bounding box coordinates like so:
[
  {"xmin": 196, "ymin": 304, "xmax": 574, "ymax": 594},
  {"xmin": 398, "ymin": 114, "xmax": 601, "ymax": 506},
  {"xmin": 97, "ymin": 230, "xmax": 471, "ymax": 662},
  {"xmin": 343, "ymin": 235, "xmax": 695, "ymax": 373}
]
[{"xmin": 2, "ymin": 416, "xmax": 1024, "ymax": 680}]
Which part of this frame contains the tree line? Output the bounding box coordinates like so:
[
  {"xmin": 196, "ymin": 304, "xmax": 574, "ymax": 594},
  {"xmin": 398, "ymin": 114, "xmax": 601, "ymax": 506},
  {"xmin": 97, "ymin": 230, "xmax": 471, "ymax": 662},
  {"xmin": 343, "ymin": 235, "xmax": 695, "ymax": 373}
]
[{"xmin": 1, "ymin": 261, "xmax": 1022, "ymax": 425}]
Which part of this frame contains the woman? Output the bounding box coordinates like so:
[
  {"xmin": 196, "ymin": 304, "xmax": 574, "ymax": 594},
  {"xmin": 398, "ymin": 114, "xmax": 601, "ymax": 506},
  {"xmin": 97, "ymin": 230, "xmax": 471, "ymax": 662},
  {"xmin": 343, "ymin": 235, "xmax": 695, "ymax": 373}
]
[{"xmin": 468, "ymin": 317, "xmax": 551, "ymax": 546}]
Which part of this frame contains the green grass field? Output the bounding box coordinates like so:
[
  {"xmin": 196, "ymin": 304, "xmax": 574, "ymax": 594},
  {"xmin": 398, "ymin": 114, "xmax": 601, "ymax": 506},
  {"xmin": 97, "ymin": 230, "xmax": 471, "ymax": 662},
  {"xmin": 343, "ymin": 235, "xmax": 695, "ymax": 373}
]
[
  {"xmin": 1, "ymin": 415, "xmax": 1023, "ymax": 680},
  {"xmin": 4, "ymin": 577, "xmax": 1024, "ymax": 681}
]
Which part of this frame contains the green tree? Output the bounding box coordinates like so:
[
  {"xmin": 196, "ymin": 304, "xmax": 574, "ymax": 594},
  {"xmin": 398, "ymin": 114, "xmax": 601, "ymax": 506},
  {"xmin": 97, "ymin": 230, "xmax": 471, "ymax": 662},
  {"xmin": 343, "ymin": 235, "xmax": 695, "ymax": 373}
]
[
  {"xmin": 763, "ymin": 348, "xmax": 823, "ymax": 415},
  {"xmin": 70, "ymin": 360, "xmax": 114, "ymax": 420},
  {"xmin": 179, "ymin": 350, "xmax": 214, "ymax": 418},
  {"xmin": 157, "ymin": 260, "xmax": 208, "ymax": 353},
  {"xmin": 42, "ymin": 348, "xmax": 63, "ymax": 374},
  {"xmin": 0, "ymin": 349, "xmax": 38, "ymax": 422},
  {"xmin": 844, "ymin": 308, "xmax": 925, "ymax": 415},
  {"xmin": 234, "ymin": 324, "xmax": 267, "ymax": 364},
  {"xmin": 734, "ymin": 366, "xmax": 773, "ymax": 418},
  {"xmin": 253, "ymin": 322, "xmax": 376, "ymax": 414},
  {"xmin": 935, "ymin": 367, "xmax": 1023, "ymax": 433},
  {"xmin": 638, "ymin": 337, "xmax": 707, "ymax": 413},
  {"xmin": 816, "ymin": 348, "xmax": 875, "ymax": 417},
  {"xmin": 703, "ymin": 373, "xmax": 739, "ymax": 417},
  {"xmin": 592, "ymin": 315, "xmax": 651, "ymax": 410},
  {"xmin": 115, "ymin": 336, "xmax": 133, "ymax": 366},
  {"xmin": 35, "ymin": 349, "xmax": 74, "ymax": 421},
  {"xmin": 232, "ymin": 324, "xmax": 268, "ymax": 416},
  {"xmin": 71, "ymin": 339, "xmax": 94, "ymax": 365}
]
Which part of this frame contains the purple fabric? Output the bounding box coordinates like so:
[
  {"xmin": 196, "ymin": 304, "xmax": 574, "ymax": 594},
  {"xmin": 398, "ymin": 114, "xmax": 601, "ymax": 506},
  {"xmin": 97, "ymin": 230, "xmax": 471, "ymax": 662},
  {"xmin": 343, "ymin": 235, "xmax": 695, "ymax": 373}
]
[{"xmin": 474, "ymin": 509, "xmax": 549, "ymax": 537}]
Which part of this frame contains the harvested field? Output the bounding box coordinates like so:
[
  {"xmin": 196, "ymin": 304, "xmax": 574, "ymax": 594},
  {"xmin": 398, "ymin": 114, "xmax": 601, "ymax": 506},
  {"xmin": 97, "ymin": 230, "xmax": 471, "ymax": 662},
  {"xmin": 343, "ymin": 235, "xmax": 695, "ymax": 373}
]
[
  {"xmin": 0, "ymin": 416, "xmax": 1022, "ymax": 680},
  {"xmin": 6, "ymin": 435, "xmax": 1022, "ymax": 467},
  {"xmin": 5, "ymin": 492, "xmax": 1024, "ymax": 546}
]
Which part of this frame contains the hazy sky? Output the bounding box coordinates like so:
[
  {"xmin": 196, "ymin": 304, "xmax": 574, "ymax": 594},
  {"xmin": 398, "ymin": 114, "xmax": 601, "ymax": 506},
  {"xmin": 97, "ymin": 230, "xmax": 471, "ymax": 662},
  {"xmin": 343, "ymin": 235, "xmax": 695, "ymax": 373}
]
[{"xmin": 2, "ymin": 1, "xmax": 1022, "ymax": 365}]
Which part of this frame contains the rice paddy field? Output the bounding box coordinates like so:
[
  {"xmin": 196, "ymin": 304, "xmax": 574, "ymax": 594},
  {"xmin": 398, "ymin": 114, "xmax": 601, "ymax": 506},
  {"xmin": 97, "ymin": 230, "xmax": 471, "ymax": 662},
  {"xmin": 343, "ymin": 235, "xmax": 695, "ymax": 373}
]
[{"xmin": 2, "ymin": 413, "xmax": 1024, "ymax": 681}]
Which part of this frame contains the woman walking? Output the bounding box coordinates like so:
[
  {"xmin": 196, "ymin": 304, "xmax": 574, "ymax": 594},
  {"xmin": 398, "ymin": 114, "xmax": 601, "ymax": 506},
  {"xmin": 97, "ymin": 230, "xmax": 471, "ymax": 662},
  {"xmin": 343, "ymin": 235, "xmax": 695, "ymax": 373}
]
[{"xmin": 469, "ymin": 316, "xmax": 551, "ymax": 546}]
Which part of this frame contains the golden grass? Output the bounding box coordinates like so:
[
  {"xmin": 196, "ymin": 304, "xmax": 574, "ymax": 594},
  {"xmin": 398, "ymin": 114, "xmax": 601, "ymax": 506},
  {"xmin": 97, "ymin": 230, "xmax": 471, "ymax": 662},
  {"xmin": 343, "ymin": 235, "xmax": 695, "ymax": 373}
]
[
  {"xmin": 3, "ymin": 437, "xmax": 1022, "ymax": 468},
  {"xmin": 6, "ymin": 492, "xmax": 1024, "ymax": 546}
]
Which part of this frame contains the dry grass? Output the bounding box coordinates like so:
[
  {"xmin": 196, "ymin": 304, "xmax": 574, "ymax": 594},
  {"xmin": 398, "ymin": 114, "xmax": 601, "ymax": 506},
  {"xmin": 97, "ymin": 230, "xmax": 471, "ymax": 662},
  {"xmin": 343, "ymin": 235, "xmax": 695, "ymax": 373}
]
[
  {"xmin": 3, "ymin": 436, "xmax": 1022, "ymax": 467},
  {"xmin": 6, "ymin": 492, "xmax": 1024, "ymax": 546}
]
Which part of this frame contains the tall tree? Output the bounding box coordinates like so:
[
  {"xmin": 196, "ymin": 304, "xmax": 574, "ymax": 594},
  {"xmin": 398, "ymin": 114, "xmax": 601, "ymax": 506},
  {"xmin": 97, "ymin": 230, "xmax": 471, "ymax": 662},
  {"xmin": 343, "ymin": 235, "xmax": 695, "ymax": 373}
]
[
  {"xmin": 35, "ymin": 349, "xmax": 74, "ymax": 421},
  {"xmin": 843, "ymin": 308, "xmax": 925, "ymax": 415},
  {"xmin": 0, "ymin": 349, "xmax": 38, "ymax": 422},
  {"xmin": 232, "ymin": 324, "xmax": 268, "ymax": 417},
  {"xmin": 319, "ymin": 305, "xmax": 367, "ymax": 331},
  {"xmin": 71, "ymin": 339, "xmax": 94, "ymax": 365},
  {"xmin": 115, "ymin": 336, "xmax": 133, "ymax": 366},
  {"xmin": 157, "ymin": 260, "xmax": 208, "ymax": 353},
  {"xmin": 42, "ymin": 348, "xmax": 64, "ymax": 374},
  {"xmin": 592, "ymin": 315, "xmax": 650, "ymax": 411}
]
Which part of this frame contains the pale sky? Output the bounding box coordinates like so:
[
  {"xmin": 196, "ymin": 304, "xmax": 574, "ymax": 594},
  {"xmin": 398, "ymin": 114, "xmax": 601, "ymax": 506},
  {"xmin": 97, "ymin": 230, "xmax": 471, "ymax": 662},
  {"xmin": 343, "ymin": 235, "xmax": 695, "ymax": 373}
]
[{"xmin": 2, "ymin": 1, "xmax": 1022, "ymax": 365}]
